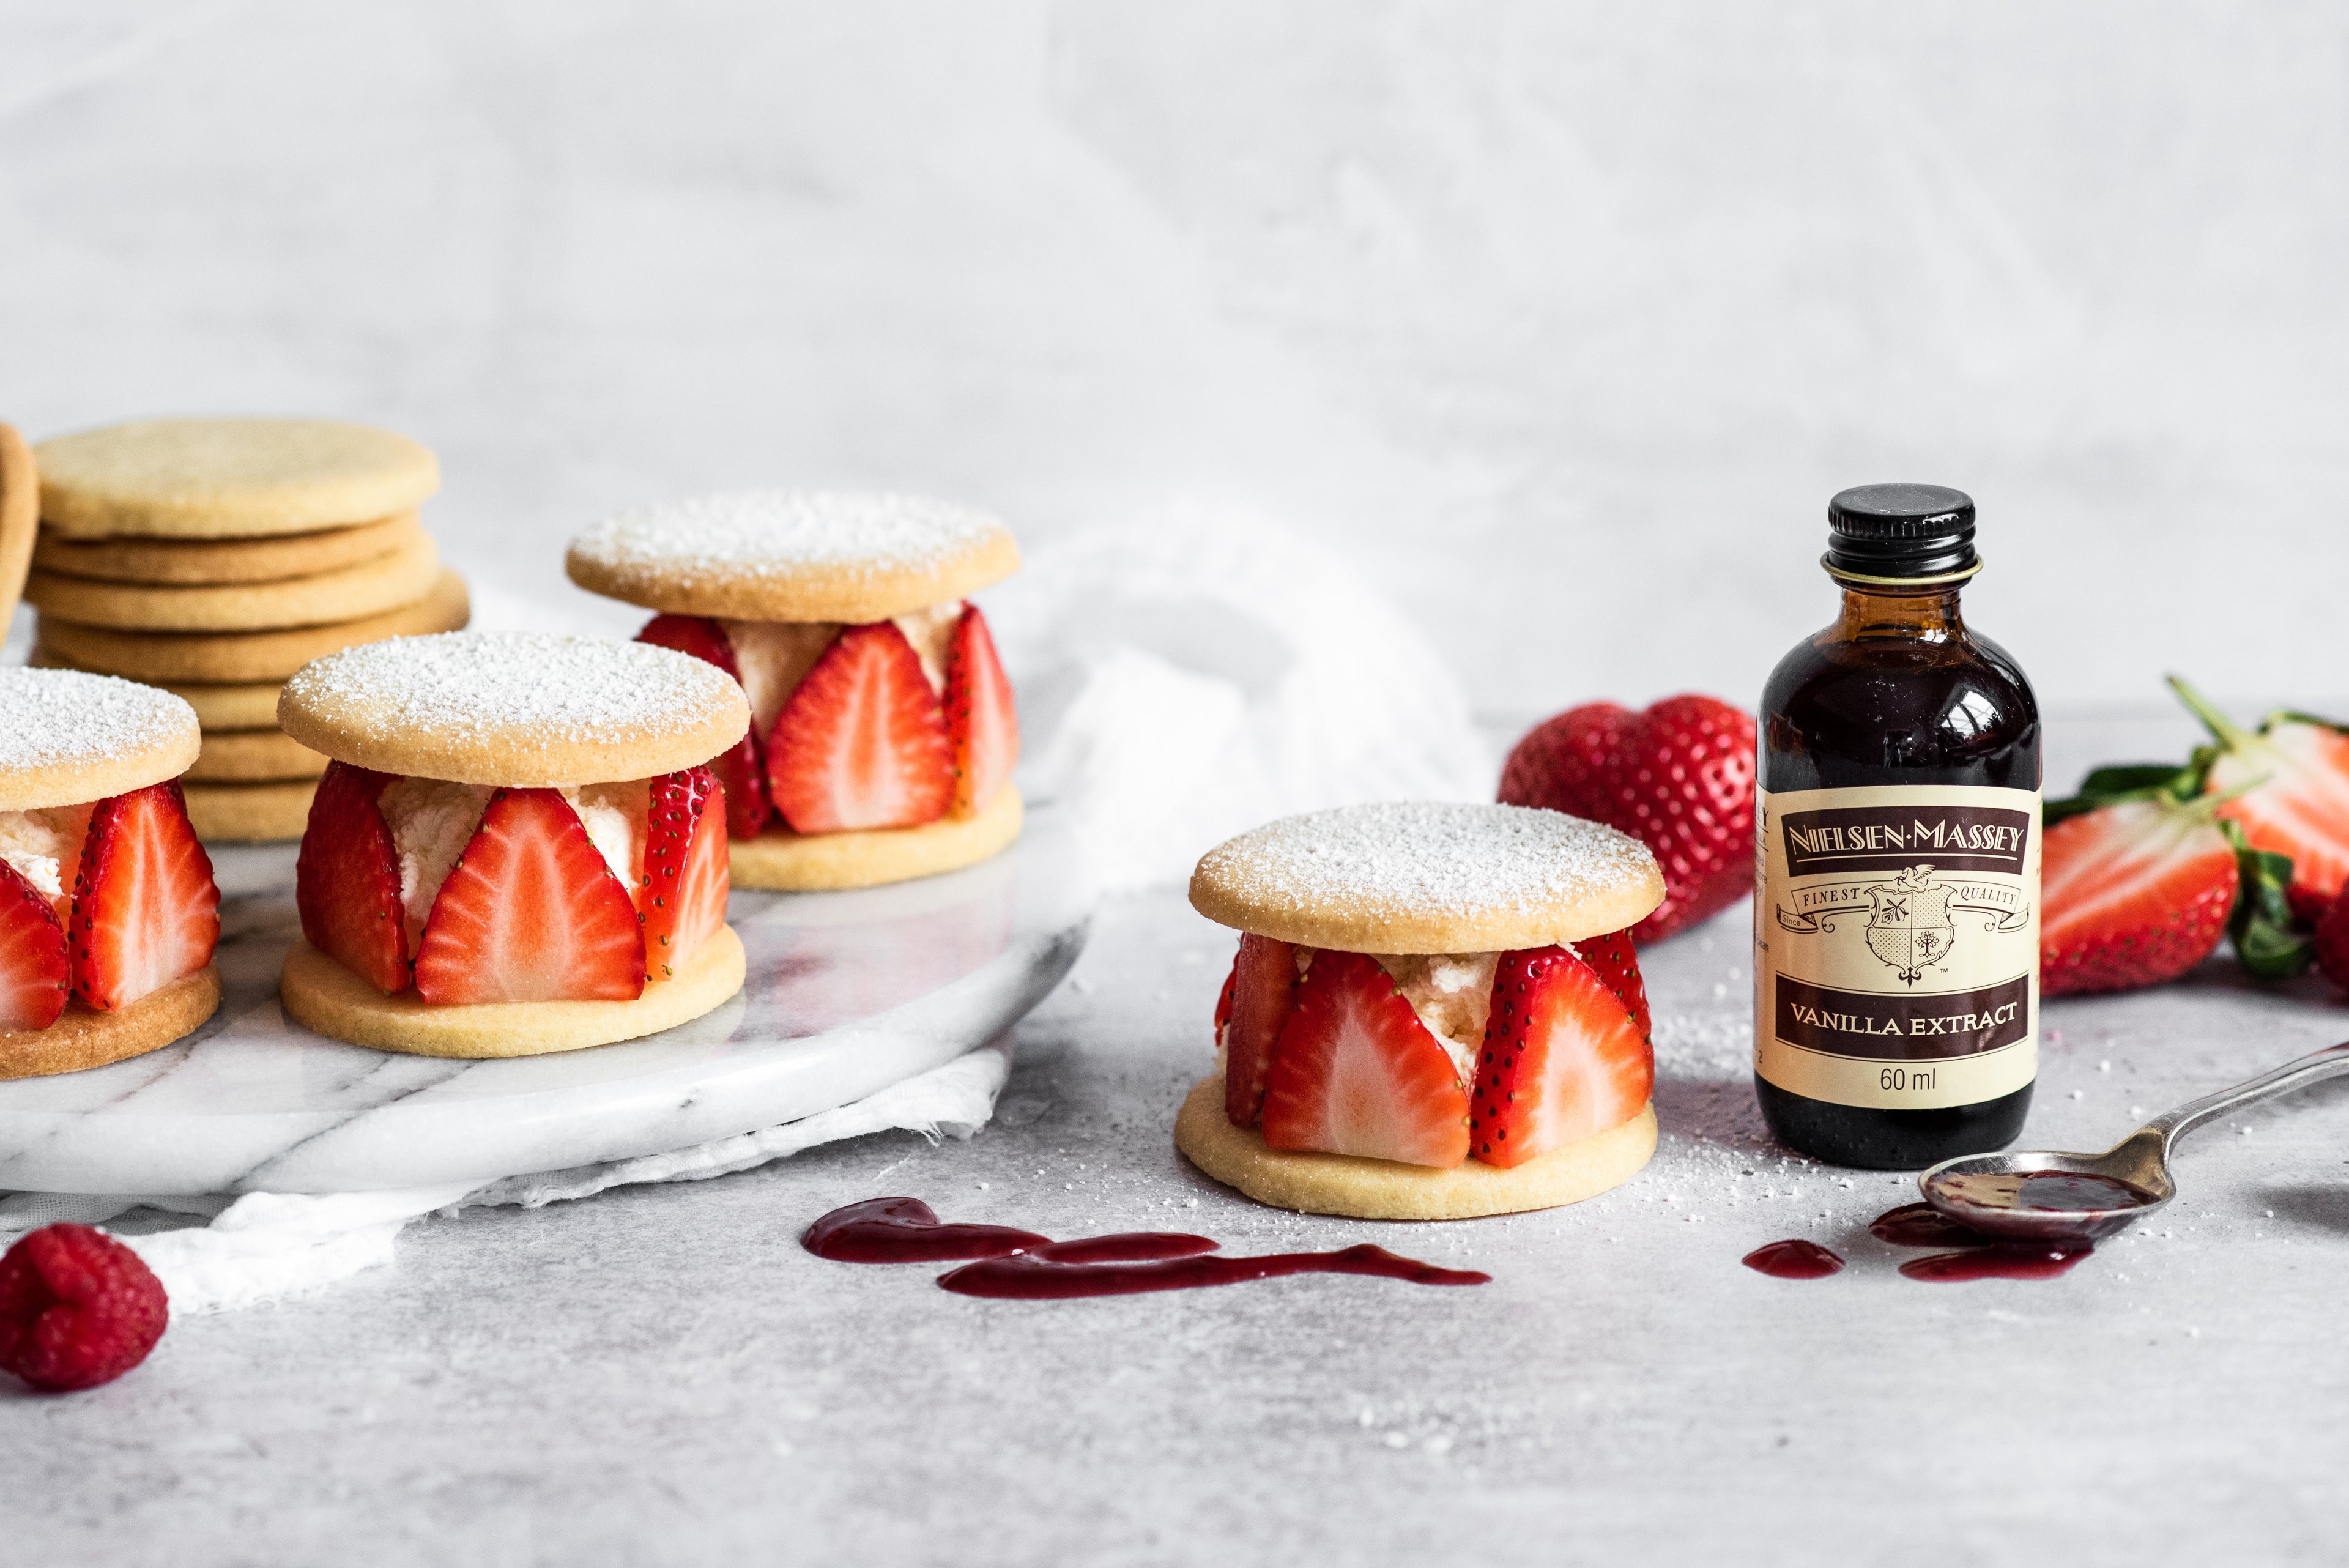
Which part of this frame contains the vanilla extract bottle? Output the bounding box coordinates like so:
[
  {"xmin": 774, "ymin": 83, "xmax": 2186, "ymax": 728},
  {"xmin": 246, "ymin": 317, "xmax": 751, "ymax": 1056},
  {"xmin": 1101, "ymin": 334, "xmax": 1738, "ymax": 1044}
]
[{"xmin": 1753, "ymin": 485, "xmax": 2040, "ymax": 1169}]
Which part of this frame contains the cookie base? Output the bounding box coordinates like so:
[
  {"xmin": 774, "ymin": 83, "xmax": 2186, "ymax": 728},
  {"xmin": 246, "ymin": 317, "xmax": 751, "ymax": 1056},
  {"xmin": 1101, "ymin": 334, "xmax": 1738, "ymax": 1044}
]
[
  {"xmin": 729, "ymin": 785, "xmax": 1022, "ymax": 891},
  {"xmin": 1174, "ymin": 1073, "xmax": 1656, "ymax": 1220},
  {"xmin": 184, "ymin": 779, "xmax": 318, "ymax": 842},
  {"xmin": 279, "ymin": 924, "xmax": 746, "ymax": 1058},
  {"xmin": 0, "ymin": 964, "xmax": 223, "ymax": 1081}
]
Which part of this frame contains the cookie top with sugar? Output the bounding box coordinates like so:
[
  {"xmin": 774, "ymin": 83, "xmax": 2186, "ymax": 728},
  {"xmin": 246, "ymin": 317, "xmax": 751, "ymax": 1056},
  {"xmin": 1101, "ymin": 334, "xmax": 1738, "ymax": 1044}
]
[
  {"xmin": 1189, "ymin": 801, "xmax": 1664, "ymax": 954},
  {"xmin": 0, "ymin": 667, "xmax": 201, "ymax": 811},
  {"xmin": 278, "ymin": 632, "xmax": 750, "ymax": 788},
  {"xmin": 565, "ymin": 490, "xmax": 1020, "ymax": 623},
  {"xmin": 36, "ymin": 417, "xmax": 439, "ymax": 540}
]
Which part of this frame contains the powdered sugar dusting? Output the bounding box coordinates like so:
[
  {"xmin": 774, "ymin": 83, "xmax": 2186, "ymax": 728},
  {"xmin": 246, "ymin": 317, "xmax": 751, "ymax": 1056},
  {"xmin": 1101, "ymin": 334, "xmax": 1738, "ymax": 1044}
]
[
  {"xmin": 574, "ymin": 491, "xmax": 1006, "ymax": 584},
  {"xmin": 0, "ymin": 668, "xmax": 194, "ymax": 775},
  {"xmin": 1200, "ymin": 801, "xmax": 1654, "ymax": 921},
  {"xmin": 283, "ymin": 632, "xmax": 741, "ymax": 748}
]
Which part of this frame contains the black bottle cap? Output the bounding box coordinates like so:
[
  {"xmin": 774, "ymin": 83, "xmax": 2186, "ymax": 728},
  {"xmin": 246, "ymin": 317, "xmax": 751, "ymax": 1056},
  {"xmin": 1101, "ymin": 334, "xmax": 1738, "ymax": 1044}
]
[{"xmin": 1824, "ymin": 483, "xmax": 1979, "ymax": 584}]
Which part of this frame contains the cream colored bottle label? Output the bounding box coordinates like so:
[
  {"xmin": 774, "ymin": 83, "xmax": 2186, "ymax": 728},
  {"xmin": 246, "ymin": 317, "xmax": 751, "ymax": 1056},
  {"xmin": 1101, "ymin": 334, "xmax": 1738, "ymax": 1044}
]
[{"xmin": 1753, "ymin": 784, "xmax": 2039, "ymax": 1110}]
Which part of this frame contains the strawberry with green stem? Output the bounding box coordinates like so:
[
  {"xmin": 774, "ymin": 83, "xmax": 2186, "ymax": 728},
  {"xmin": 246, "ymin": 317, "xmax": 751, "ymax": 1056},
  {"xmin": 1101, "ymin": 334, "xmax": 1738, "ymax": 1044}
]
[{"xmin": 2168, "ymin": 675, "xmax": 2349, "ymax": 920}]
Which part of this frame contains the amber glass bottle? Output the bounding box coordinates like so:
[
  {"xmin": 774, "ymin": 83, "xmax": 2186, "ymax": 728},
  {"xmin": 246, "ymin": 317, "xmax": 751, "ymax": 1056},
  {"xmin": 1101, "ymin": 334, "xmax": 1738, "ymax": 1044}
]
[{"xmin": 1753, "ymin": 485, "xmax": 2040, "ymax": 1169}]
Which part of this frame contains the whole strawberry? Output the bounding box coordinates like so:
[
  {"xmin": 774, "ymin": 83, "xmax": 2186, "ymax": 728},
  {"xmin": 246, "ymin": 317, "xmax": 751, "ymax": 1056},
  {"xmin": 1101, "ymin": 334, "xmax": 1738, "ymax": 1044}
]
[
  {"xmin": 0, "ymin": 1224, "xmax": 169, "ymax": 1392},
  {"xmin": 1499, "ymin": 696, "xmax": 1757, "ymax": 943}
]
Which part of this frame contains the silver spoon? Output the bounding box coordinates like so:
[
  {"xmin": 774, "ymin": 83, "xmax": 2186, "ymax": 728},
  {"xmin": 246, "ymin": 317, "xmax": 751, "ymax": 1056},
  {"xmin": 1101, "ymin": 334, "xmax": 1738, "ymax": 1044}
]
[{"xmin": 1918, "ymin": 1040, "xmax": 2349, "ymax": 1246}]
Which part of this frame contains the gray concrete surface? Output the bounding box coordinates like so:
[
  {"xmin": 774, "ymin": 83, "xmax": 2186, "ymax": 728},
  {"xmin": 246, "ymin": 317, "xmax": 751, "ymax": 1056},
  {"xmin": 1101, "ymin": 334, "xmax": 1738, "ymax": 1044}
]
[{"xmin": 11, "ymin": 713, "xmax": 2348, "ymax": 1562}]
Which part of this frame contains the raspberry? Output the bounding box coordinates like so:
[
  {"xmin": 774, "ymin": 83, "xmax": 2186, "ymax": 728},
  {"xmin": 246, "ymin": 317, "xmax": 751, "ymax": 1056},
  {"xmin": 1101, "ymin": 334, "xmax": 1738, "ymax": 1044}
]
[{"xmin": 0, "ymin": 1224, "xmax": 169, "ymax": 1391}]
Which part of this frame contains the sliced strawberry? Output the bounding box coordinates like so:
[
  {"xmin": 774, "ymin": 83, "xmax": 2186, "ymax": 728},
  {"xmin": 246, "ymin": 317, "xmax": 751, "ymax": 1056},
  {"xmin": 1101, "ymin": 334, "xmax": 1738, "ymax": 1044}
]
[
  {"xmin": 638, "ymin": 766, "xmax": 729, "ymax": 982},
  {"xmin": 765, "ymin": 621, "xmax": 953, "ymax": 833},
  {"xmin": 638, "ymin": 614, "xmax": 770, "ymax": 840},
  {"xmin": 69, "ymin": 782, "xmax": 220, "ymax": 1013},
  {"xmin": 1570, "ymin": 925, "xmax": 1651, "ymax": 1041},
  {"xmin": 1260, "ymin": 948, "xmax": 1468, "ymax": 1168},
  {"xmin": 295, "ymin": 760, "xmax": 411, "ymax": 995},
  {"xmin": 1213, "ymin": 957, "xmax": 1238, "ymax": 1036},
  {"xmin": 1472, "ymin": 945, "xmax": 1652, "ymax": 1168},
  {"xmin": 412, "ymin": 788, "xmax": 646, "ymax": 1005},
  {"xmin": 2172, "ymin": 677, "xmax": 2349, "ymax": 906},
  {"xmin": 1221, "ymin": 934, "xmax": 1299, "ymax": 1128},
  {"xmin": 2040, "ymin": 796, "xmax": 2238, "ymax": 996},
  {"xmin": 943, "ymin": 604, "xmax": 1017, "ymax": 819},
  {"xmin": 0, "ymin": 860, "xmax": 69, "ymax": 1031}
]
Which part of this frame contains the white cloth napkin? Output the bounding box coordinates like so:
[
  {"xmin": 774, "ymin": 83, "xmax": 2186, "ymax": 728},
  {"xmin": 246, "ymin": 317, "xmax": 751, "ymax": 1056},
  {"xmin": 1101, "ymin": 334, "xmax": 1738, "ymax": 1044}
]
[{"xmin": 1, "ymin": 515, "xmax": 1485, "ymax": 1310}]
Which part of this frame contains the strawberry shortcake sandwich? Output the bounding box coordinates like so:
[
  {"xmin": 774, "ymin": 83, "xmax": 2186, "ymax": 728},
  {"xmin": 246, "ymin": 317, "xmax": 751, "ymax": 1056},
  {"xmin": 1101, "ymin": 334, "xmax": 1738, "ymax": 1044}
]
[
  {"xmin": 274, "ymin": 631, "xmax": 752, "ymax": 1057},
  {"xmin": 0, "ymin": 668, "xmax": 222, "ymax": 1079},
  {"xmin": 565, "ymin": 491, "xmax": 1020, "ymax": 891},
  {"xmin": 1180, "ymin": 802, "xmax": 1668, "ymax": 1219}
]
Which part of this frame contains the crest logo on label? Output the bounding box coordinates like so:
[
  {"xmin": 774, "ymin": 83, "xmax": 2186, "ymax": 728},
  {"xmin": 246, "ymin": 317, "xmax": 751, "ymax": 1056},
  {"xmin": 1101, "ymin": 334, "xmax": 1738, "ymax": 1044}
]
[{"xmin": 1863, "ymin": 866, "xmax": 1955, "ymax": 985}]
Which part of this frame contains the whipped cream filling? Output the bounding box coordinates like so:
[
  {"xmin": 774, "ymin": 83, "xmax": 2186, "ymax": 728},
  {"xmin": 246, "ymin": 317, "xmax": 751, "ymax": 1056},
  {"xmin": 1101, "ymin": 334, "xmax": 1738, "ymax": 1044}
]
[
  {"xmin": 0, "ymin": 804, "xmax": 91, "ymax": 905},
  {"xmin": 720, "ymin": 599, "xmax": 964, "ymax": 740},
  {"xmin": 375, "ymin": 779, "xmax": 642, "ymax": 947}
]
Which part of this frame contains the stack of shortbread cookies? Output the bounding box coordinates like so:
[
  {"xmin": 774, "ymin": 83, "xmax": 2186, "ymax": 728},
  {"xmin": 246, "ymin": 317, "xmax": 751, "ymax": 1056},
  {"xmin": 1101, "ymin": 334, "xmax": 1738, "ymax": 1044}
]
[{"xmin": 21, "ymin": 418, "xmax": 471, "ymax": 842}]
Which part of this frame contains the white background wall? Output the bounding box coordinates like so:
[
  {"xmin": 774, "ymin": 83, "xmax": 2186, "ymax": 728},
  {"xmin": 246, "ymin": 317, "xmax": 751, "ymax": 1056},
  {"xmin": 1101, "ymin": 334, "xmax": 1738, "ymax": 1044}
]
[{"xmin": 4, "ymin": 1, "xmax": 2343, "ymax": 717}]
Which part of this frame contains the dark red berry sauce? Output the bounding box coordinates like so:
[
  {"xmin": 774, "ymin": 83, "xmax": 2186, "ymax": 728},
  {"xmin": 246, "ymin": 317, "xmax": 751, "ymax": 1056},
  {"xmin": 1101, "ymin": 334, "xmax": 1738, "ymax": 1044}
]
[
  {"xmin": 1741, "ymin": 1238, "xmax": 1845, "ymax": 1279},
  {"xmin": 803, "ymin": 1197, "xmax": 1490, "ymax": 1298}
]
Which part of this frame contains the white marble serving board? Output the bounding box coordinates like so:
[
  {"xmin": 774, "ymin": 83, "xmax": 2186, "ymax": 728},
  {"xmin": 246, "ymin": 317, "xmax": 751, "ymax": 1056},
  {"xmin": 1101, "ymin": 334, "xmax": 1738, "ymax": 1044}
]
[{"xmin": 0, "ymin": 804, "xmax": 1093, "ymax": 1197}]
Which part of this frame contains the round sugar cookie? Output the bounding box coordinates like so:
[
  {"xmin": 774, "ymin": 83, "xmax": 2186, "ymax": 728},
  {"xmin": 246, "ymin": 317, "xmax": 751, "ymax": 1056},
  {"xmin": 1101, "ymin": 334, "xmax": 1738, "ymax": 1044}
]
[
  {"xmin": 36, "ymin": 418, "xmax": 439, "ymax": 539},
  {"xmin": 1175, "ymin": 1074, "xmax": 1656, "ymax": 1220},
  {"xmin": 188, "ymin": 728, "xmax": 327, "ymax": 783},
  {"xmin": 280, "ymin": 927, "xmax": 746, "ymax": 1058},
  {"xmin": 23, "ymin": 530, "xmax": 440, "ymax": 631},
  {"xmin": 29, "ymin": 644, "xmax": 281, "ymax": 730},
  {"xmin": 0, "ymin": 423, "xmax": 36, "ymax": 626},
  {"xmin": 184, "ymin": 779, "xmax": 316, "ymax": 842},
  {"xmin": 0, "ymin": 965, "xmax": 222, "ymax": 1082},
  {"xmin": 567, "ymin": 490, "xmax": 1020, "ymax": 623},
  {"xmin": 0, "ymin": 667, "xmax": 200, "ymax": 812},
  {"xmin": 36, "ymin": 567, "xmax": 470, "ymax": 682},
  {"xmin": 730, "ymin": 785, "xmax": 1023, "ymax": 890},
  {"xmin": 278, "ymin": 630, "xmax": 750, "ymax": 788},
  {"xmin": 1190, "ymin": 801, "xmax": 1664, "ymax": 955},
  {"xmin": 31, "ymin": 512, "xmax": 420, "ymax": 586}
]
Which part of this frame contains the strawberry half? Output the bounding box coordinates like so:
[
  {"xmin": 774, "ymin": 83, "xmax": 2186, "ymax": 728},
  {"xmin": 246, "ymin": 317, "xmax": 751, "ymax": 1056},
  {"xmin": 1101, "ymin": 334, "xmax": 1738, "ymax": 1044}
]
[
  {"xmin": 2040, "ymin": 795, "xmax": 2238, "ymax": 996},
  {"xmin": 295, "ymin": 761, "xmax": 412, "ymax": 995},
  {"xmin": 1260, "ymin": 948, "xmax": 1468, "ymax": 1168},
  {"xmin": 638, "ymin": 766, "xmax": 729, "ymax": 982},
  {"xmin": 942, "ymin": 604, "xmax": 1017, "ymax": 819},
  {"xmin": 766, "ymin": 621, "xmax": 953, "ymax": 833},
  {"xmin": 2171, "ymin": 676, "xmax": 2349, "ymax": 907},
  {"xmin": 1471, "ymin": 945, "xmax": 1652, "ymax": 1168},
  {"xmin": 638, "ymin": 614, "xmax": 770, "ymax": 841},
  {"xmin": 412, "ymin": 788, "xmax": 647, "ymax": 1005},
  {"xmin": 69, "ymin": 782, "xmax": 220, "ymax": 1012},
  {"xmin": 1499, "ymin": 694, "xmax": 1756, "ymax": 943},
  {"xmin": 0, "ymin": 860, "xmax": 70, "ymax": 1031},
  {"xmin": 1570, "ymin": 925, "xmax": 1650, "ymax": 1041},
  {"xmin": 1219, "ymin": 933, "xmax": 1299, "ymax": 1128}
]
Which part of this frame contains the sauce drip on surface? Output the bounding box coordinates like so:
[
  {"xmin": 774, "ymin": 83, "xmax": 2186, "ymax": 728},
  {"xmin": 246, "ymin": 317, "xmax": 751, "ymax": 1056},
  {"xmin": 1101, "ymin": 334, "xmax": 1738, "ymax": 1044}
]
[
  {"xmin": 803, "ymin": 1197, "xmax": 1490, "ymax": 1298},
  {"xmin": 1741, "ymin": 1238, "xmax": 1846, "ymax": 1280}
]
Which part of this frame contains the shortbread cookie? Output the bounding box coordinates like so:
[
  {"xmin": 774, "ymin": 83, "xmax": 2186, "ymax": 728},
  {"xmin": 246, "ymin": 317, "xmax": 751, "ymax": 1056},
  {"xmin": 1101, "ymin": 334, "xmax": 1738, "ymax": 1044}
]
[
  {"xmin": 37, "ymin": 567, "xmax": 470, "ymax": 682},
  {"xmin": 31, "ymin": 512, "xmax": 420, "ymax": 585},
  {"xmin": 1190, "ymin": 801, "xmax": 1665, "ymax": 954},
  {"xmin": 277, "ymin": 630, "xmax": 750, "ymax": 787},
  {"xmin": 0, "ymin": 965, "xmax": 223, "ymax": 1082},
  {"xmin": 0, "ymin": 667, "xmax": 201, "ymax": 812},
  {"xmin": 182, "ymin": 779, "xmax": 316, "ymax": 842},
  {"xmin": 1175, "ymin": 1074, "xmax": 1655, "ymax": 1220},
  {"xmin": 24, "ymin": 530, "xmax": 440, "ymax": 632},
  {"xmin": 29, "ymin": 645, "xmax": 280, "ymax": 729},
  {"xmin": 188, "ymin": 728, "xmax": 328, "ymax": 783},
  {"xmin": 0, "ymin": 423, "xmax": 35, "ymax": 626},
  {"xmin": 280, "ymin": 926, "xmax": 745, "ymax": 1058},
  {"xmin": 36, "ymin": 418, "xmax": 439, "ymax": 539},
  {"xmin": 566, "ymin": 491, "xmax": 1020, "ymax": 623},
  {"xmin": 730, "ymin": 784, "xmax": 1023, "ymax": 890}
]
